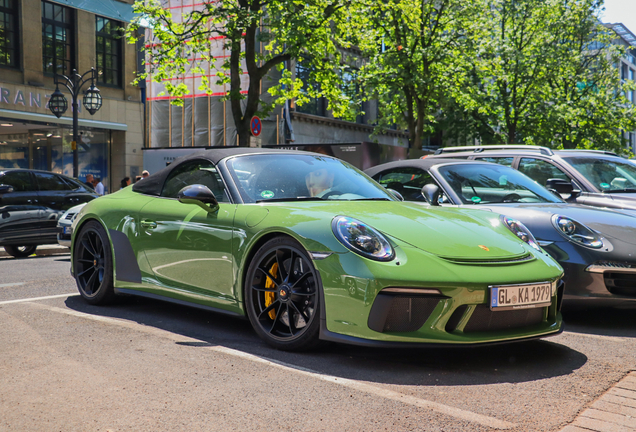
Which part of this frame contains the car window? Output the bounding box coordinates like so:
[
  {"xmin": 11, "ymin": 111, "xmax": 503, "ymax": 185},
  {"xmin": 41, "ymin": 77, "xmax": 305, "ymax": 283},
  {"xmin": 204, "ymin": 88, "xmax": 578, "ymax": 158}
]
[
  {"xmin": 518, "ymin": 158, "xmax": 569, "ymax": 187},
  {"xmin": 562, "ymin": 156, "xmax": 636, "ymax": 192},
  {"xmin": 34, "ymin": 172, "xmax": 74, "ymax": 191},
  {"xmin": 373, "ymin": 167, "xmax": 434, "ymax": 201},
  {"xmin": 437, "ymin": 163, "xmax": 563, "ymax": 204},
  {"xmin": 0, "ymin": 171, "xmax": 34, "ymax": 192},
  {"xmin": 475, "ymin": 156, "xmax": 514, "ymax": 167},
  {"xmin": 161, "ymin": 159, "xmax": 229, "ymax": 202},
  {"xmin": 227, "ymin": 154, "xmax": 393, "ymax": 203}
]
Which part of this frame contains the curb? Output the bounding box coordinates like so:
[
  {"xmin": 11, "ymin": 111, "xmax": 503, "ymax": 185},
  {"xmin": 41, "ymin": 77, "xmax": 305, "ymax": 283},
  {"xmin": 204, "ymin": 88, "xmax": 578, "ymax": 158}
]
[{"xmin": 0, "ymin": 245, "xmax": 70, "ymax": 258}]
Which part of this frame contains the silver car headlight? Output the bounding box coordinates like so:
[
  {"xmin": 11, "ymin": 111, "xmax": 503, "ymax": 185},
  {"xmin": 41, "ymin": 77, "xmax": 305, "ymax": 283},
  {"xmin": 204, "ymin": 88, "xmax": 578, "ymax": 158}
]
[
  {"xmin": 552, "ymin": 215, "xmax": 603, "ymax": 249},
  {"xmin": 332, "ymin": 216, "xmax": 394, "ymax": 261},
  {"xmin": 500, "ymin": 215, "xmax": 541, "ymax": 252}
]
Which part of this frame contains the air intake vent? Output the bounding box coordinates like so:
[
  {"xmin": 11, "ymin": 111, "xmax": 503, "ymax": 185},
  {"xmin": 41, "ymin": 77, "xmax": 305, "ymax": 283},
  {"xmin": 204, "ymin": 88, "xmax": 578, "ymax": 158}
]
[
  {"xmin": 368, "ymin": 294, "xmax": 443, "ymax": 333},
  {"xmin": 604, "ymin": 273, "xmax": 636, "ymax": 297},
  {"xmin": 463, "ymin": 305, "xmax": 544, "ymax": 333}
]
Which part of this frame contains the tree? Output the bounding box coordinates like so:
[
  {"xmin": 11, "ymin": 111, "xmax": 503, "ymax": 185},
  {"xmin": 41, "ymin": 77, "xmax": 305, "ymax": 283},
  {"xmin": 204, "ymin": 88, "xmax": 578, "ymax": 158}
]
[
  {"xmin": 127, "ymin": 0, "xmax": 356, "ymax": 146},
  {"xmin": 446, "ymin": 0, "xmax": 636, "ymax": 151},
  {"xmin": 356, "ymin": 0, "xmax": 474, "ymax": 150}
]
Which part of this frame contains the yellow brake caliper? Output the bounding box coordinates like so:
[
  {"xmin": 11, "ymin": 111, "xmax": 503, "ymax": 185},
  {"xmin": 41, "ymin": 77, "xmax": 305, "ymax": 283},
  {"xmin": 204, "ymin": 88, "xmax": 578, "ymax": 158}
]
[{"xmin": 265, "ymin": 262, "xmax": 278, "ymax": 319}]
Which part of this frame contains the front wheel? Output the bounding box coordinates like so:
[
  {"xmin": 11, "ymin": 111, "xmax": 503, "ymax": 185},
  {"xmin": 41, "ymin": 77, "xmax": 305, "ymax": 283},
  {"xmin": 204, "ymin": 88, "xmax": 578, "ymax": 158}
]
[
  {"xmin": 4, "ymin": 245, "xmax": 37, "ymax": 258},
  {"xmin": 245, "ymin": 236, "xmax": 322, "ymax": 351},
  {"xmin": 73, "ymin": 220, "xmax": 116, "ymax": 305}
]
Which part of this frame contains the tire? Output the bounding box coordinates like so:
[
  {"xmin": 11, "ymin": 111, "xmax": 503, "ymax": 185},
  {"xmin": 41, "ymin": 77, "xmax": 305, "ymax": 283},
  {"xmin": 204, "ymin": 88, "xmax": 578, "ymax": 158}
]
[
  {"xmin": 4, "ymin": 245, "xmax": 37, "ymax": 258},
  {"xmin": 245, "ymin": 236, "xmax": 322, "ymax": 351},
  {"xmin": 73, "ymin": 220, "xmax": 116, "ymax": 305}
]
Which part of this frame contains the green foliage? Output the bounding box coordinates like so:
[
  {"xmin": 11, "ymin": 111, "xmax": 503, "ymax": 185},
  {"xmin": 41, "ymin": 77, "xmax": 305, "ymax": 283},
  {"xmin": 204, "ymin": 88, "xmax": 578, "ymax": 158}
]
[
  {"xmin": 355, "ymin": 0, "xmax": 478, "ymax": 149},
  {"xmin": 443, "ymin": 0, "xmax": 636, "ymax": 152},
  {"xmin": 127, "ymin": 0, "xmax": 356, "ymax": 145}
]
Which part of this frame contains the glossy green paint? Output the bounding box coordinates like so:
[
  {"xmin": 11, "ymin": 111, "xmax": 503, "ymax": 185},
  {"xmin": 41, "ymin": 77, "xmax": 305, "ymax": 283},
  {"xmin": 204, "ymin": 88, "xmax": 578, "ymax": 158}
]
[{"xmin": 72, "ymin": 189, "xmax": 564, "ymax": 345}]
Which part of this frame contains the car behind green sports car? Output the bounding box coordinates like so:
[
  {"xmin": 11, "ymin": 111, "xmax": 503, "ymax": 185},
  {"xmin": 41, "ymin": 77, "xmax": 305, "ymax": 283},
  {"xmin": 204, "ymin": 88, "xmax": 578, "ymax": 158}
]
[{"xmin": 70, "ymin": 148, "xmax": 565, "ymax": 351}]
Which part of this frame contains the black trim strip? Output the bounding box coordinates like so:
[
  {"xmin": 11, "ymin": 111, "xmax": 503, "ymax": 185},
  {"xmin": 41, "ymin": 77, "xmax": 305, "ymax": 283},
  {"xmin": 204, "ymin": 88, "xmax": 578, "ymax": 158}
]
[{"xmin": 108, "ymin": 229, "xmax": 142, "ymax": 283}]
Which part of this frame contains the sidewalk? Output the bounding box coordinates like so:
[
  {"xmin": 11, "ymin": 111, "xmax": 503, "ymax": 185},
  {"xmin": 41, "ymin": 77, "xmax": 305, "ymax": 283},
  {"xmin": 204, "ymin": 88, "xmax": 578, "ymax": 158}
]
[
  {"xmin": 0, "ymin": 245, "xmax": 70, "ymax": 258},
  {"xmin": 561, "ymin": 371, "xmax": 636, "ymax": 432}
]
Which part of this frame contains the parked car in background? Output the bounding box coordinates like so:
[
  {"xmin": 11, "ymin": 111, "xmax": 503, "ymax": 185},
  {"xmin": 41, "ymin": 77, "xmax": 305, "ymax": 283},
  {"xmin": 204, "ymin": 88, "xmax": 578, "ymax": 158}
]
[
  {"xmin": 57, "ymin": 203, "xmax": 87, "ymax": 247},
  {"xmin": 365, "ymin": 158, "xmax": 636, "ymax": 305},
  {"xmin": 70, "ymin": 148, "xmax": 565, "ymax": 351},
  {"xmin": 428, "ymin": 145, "xmax": 636, "ymax": 211},
  {"xmin": 0, "ymin": 169, "xmax": 98, "ymax": 257}
]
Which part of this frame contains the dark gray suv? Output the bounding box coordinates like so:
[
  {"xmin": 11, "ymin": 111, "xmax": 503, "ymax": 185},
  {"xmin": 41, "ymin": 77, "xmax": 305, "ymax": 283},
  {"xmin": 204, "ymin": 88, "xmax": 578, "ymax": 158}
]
[
  {"xmin": 429, "ymin": 145, "xmax": 636, "ymax": 211},
  {"xmin": 0, "ymin": 169, "xmax": 98, "ymax": 258}
]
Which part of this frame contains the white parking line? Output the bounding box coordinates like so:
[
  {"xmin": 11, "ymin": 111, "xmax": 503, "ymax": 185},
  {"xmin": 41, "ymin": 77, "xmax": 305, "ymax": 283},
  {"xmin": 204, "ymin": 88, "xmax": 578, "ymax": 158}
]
[
  {"xmin": 564, "ymin": 331, "xmax": 635, "ymax": 343},
  {"xmin": 27, "ymin": 301, "xmax": 516, "ymax": 430},
  {"xmin": 0, "ymin": 293, "xmax": 78, "ymax": 305},
  {"xmin": 0, "ymin": 282, "xmax": 25, "ymax": 288}
]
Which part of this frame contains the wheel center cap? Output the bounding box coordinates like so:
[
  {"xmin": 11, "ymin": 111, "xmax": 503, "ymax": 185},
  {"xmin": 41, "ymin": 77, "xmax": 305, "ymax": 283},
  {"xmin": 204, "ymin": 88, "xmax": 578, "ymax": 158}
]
[
  {"xmin": 93, "ymin": 259, "xmax": 97, "ymax": 266},
  {"xmin": 279, "ymin": 285, "xmax": 290, "ymax": 300}
]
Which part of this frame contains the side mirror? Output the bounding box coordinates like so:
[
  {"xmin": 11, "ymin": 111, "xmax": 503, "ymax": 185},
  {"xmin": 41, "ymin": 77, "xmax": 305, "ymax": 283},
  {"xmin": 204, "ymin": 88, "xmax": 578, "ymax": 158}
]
[
  {"xmin": 386, "ymin": 188, "xmax": 404, "ymax": 201},
  {"xmin": 546, "ymin": 178, "xmax": 573, "ymax": 194},
  {"xmin": 0, "ymin": 184, "xmax": 14, "ymax": 195},
  {"xmin": 178, "ymin": 184, "xmax": 219, "ymax": 212},
  {"xmin": 545, "ymin": 178, "xmax": 580, "ymax": 201},
  {"xmin": 421, "ymin": 184, "xmax": 441, "ymax": 206}
]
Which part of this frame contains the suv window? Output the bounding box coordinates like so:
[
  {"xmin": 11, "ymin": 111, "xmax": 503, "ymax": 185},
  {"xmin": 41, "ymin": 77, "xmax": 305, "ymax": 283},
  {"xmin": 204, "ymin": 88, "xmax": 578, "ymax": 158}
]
[
  {"xmin": 562, "ymin": 156, "xmax": 636, "ymax": 191},
  {"xmin": 474, "ymin": 156, "xmax": 514, "ymax": 167},
  {"xmin": 0, "ymin": 171, "xmax": 34, "ymax": 191},
  {"xmin": 518, "ymin": 158, "xmax": 569, "ymax": 187},
  {"xmin": 162, "ymin": 159, "xmax": 228, "ymax": 202},
  {"xmin": 34, "ymin": 172, "xmax": 73, "ymax": 191}
]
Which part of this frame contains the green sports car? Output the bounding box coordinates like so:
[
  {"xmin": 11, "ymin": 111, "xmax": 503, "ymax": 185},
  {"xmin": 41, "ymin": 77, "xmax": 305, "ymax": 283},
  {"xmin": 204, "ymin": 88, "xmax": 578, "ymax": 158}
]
[{"xmin": 70, "ymin": 148, "xmax": 565, "ymax": 351}]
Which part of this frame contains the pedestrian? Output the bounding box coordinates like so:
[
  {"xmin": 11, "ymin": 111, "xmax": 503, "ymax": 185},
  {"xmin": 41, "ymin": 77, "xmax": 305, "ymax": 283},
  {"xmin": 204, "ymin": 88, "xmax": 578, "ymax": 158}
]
[
  {"xmin": 85, "ymin": 174, "xmax": 94, "ymax": 189},
  {"xmin": 134, "ymin": 175, "xmax": 142, "ymax": 183},
  {"xmin": 120, "ymin": 177, "xmax": 131, "ymax": 190},
  {"xmin": 93, "ymin": 177, "xmax": 104, "ymax": 196},
  {"xmin": 142, "ymin": 170, "xmax": 150, "ymax": 179}
]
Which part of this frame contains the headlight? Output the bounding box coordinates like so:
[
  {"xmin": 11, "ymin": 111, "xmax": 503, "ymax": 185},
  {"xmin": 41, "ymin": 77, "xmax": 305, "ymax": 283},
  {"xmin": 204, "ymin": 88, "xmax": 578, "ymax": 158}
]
[
  {"xmin": 552, "ymin": 215, "xmax": 603, "ymax": 249},
  {"xmin": 500, "ymin": 215, "xmax": 541, "ymax": 252},
  {"xmin": 332, "ymin": 216, "xmax": 395, "ymax": 261}
]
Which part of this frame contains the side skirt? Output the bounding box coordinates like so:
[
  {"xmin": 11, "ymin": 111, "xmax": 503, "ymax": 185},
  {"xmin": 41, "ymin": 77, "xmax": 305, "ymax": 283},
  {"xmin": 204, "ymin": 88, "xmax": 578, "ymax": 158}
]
[{"xmin": 114, "ymin": 287, "xmax": 246, "ymax": 319}]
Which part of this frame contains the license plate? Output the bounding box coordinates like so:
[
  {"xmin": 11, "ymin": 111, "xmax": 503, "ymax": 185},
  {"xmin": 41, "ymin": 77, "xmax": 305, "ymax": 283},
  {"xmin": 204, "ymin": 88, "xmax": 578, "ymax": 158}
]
[
  {"xmin": 490, "ymin": 282, "xmax": 552, "ymax": 311},
  {"xmin": 63, "ymin": 227, "xmax": 68, "ymax": 234}
]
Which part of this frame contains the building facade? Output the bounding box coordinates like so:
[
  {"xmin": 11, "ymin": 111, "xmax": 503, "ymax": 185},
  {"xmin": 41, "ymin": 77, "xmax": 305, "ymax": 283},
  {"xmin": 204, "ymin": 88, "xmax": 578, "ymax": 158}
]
[{"xmin": 0, "ymin": 0, "xmax": 144, "ymax": 193}]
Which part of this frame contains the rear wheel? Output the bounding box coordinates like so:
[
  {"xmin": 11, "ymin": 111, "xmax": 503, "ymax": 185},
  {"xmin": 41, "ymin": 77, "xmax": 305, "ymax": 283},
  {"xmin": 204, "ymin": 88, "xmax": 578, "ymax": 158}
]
[
  {"xmin": 73, "ymin": 220, "xmax": 115, "ymax": 305},
  {"xmin": 4, "ymin": 245, "xmax": 37, "ymax": 258},
  {"xmin": 245, "ymin": 236, "xmax": 322, "ymax": 351}
]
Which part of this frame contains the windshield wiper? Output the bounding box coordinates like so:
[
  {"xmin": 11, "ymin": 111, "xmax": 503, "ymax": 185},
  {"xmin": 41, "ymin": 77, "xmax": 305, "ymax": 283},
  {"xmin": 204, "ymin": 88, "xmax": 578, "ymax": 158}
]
[
  {"xmin": 255, "ymin": 197, "xmax": 324, "ymax": 203},
  {"xmin": 605, "ymin": 188, "xmax": 636, "ymax": 193}
]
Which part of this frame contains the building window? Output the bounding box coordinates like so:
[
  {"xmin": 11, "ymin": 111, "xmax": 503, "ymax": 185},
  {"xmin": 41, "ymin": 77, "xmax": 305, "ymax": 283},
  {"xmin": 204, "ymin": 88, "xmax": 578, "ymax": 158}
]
[
  {"xmin": 0, "ymin": 0, "xmax": 18, "ymax": 68},
  {"xmin": 295, "ymin": 60, "xmax": 326, "ymax": 117},
  {"xmin": 42, "ymin": 1, "xmax": 74, "ymax": 76},
  {"xmin": 340, "ymin": 69, "xmax": 364, "ymax": 124},
  {"xmin": 96, "ymin": 16, "xmax": 122, "ymax": 87}
]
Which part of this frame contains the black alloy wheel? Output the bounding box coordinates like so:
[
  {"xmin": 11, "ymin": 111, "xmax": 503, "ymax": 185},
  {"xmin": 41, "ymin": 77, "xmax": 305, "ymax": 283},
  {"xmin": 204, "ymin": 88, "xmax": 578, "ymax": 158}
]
[
  {"xmin": 245, "ymin": 236, "xmax": 322, "ymax": 351},
  {"xmin": 4, "ymin": 245, "xmax": 37, "ymax": 258},
  {"xmin": 73, "ymin": 220, "xmax": 115, "ymax": 304}
]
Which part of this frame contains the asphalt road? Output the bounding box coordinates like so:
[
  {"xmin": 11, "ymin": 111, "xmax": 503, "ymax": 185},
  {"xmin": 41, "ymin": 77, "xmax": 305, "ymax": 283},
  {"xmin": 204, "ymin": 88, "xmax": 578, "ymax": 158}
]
[{"xmin": 0, "ymin": 253, "xmax": 634, "ymax": 432}]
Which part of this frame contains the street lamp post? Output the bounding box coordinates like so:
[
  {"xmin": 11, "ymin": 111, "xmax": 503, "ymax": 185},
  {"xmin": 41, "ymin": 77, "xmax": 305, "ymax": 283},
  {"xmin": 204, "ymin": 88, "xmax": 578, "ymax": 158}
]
[{"xmin": 48, "ymin": 68, "xmax": 102, "ymax": 178}]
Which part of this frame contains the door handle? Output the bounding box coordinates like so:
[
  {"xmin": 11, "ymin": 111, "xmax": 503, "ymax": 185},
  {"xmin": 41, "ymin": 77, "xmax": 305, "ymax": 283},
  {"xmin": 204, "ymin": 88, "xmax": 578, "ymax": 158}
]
[{"xmin": 141, "ymin": 219, "xmax": 157, "ymax": 229}]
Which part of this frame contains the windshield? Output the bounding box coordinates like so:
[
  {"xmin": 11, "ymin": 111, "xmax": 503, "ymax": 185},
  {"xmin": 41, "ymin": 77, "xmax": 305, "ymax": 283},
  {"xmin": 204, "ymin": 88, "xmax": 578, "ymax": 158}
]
[
  {"xmin": 226, "ymin": 153, "xmax": 394, "ymax": 203},
  {"xmin": 436, "ymin": 163, "xmax": 564, "ymax": 204},
  {"xmin": 562, "ymin": 156, "xmax": 636, "ymax": 192}
]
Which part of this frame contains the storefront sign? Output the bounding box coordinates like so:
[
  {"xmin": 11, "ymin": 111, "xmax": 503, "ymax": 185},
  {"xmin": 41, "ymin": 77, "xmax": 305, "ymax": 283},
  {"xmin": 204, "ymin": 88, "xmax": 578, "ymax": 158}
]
[{"xmin": 0, "ymin": 87, "xmax": 45, "ymax": 109}]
